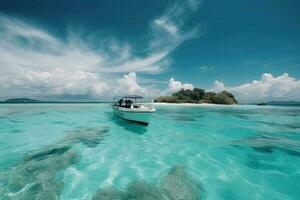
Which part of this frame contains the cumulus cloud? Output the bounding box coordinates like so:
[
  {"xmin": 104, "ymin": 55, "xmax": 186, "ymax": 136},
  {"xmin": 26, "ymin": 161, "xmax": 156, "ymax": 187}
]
[
  {"xmin": 116, "ymin": 72, "xmax": 167, "ymax": 98},
  {"xmin": 168, "ymin": 77, "xmax": 194, "ymax": 93},
  {"xmin": 211, "ymin": 73, "xmax": 300, "ymax": 102},
  {"xmin": 0, "ymin": 1, "xmax": 201, "ymax": 100},
  {"xmin": 0, "ymin": 68, "xmax": 109, "ymax": 98},
  {"xmin": 212, "ymin": 80, "xmax": 226, "ymax": 92},
  {"xmin": 117, "ymin": 72, "xmax": 146, "ymax": 95}
]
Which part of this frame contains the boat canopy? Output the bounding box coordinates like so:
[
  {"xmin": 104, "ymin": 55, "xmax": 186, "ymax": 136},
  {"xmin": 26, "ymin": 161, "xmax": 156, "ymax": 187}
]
[{"xmin": 122, "ymin": 95, "xmax": 143, "ymax": 99}]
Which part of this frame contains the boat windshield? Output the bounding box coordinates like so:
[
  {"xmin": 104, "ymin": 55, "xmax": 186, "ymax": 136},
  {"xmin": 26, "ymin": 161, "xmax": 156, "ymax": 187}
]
[
  {"xmin": 113, "ymin": 96, "xmax": 145, "ymax": 108},
  {"xmin": 115, "ymin": 98, "xmax": 133, "ymax": 108},
  {"xmin": 113, "ymin": 96, "xmax": 154, "ymax": 110}
]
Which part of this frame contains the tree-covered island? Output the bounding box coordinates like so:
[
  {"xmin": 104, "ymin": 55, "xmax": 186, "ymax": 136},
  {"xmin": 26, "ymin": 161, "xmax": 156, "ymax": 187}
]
[
  {"xmin": 2, "ymin": 98, "xmax": 41, "ymax": 103},
  {"xmin": 155, "ymin": 88, "xmax": 238, "ymax": 105}
]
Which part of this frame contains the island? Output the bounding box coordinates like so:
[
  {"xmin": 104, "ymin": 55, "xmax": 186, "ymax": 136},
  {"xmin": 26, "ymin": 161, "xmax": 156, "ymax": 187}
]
[
  {"xmin": 0, "ymin": 98, "xmax": 110, "ymax": 104},
  {"xmin": 264, "ymin": 101, "xmax": 300, "ymax": 106},
  {"xmin": 155, "ymin": 88, "xmax": 238, "ymax": 105},
  {"xmin": 2, "ymin": 98, "xmax": 42, "ymax": 103},
  {"xmin": 256, "ymin": 102, "xmax": 267, "ymax": 106}
]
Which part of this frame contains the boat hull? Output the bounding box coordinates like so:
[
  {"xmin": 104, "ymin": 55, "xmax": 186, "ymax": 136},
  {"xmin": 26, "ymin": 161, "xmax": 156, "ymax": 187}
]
[{"xmin": 112, "ymin": 106, "xmax": 154, "ymax": 125}]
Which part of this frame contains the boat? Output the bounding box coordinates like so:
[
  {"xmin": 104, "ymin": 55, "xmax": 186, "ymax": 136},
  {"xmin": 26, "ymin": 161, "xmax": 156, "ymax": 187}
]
[{"xmin": 112, "ymin": 95, "xmax": 156, "ymax": 126}]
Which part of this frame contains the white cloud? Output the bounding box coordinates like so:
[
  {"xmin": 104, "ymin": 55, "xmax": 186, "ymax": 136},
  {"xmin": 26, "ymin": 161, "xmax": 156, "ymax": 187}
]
[
  {"xmin": 187, "ymin": 0, "xmax": 202, "ymax": 10},
  {"xmin": 168, "ymin": 77, "xmax": 194, "ymax": 93},
  {"xmin": 211, "ymin": 73, "xmax": 300, "ymax": 102},
  {"xmin": 101, "ymin": 51, "xmax": 168, "ymax": 73},
  {"xmin": 1, "ymin": 68, "xmax": 109, "ymax": 98},
  {"xmin": 117, "ymin": 72, "xmax": 145, "ymax": 95},
  {"xmin": 150, "ymin": 0, "xmax": 201, "ymax": 52},
  {"xmin": 198, "ymin": 65, "xmax": 214, "ymax": 72},
  {"xmin": 0, "ymin": 16, "xmax": 105, "ymax": 75},
  {"xmin": 154, "ymin": 18, "xmax": 178, "ymax": 36},
  {"xmin": 0, "ymin": 0, "xmax": 201, "ymax": 100},
  {"xmin": 263, "ymin": 58, "xmax": 292, "ymax": 68},
  {"xmin": 212, "ymin": 80, "xmax": 226, "ymax": 92}
]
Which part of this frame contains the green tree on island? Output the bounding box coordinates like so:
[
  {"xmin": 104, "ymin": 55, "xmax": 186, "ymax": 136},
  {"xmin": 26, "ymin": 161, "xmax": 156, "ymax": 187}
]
[{"xmin": 155, "ymin": 88, "xmax": 238, "ymax": 105}]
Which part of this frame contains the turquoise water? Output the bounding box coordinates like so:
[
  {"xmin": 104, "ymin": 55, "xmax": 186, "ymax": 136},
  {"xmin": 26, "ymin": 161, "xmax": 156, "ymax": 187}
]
[{"xmin": 0, "ymin": 103, "xmax": 300, "ymax": 200}]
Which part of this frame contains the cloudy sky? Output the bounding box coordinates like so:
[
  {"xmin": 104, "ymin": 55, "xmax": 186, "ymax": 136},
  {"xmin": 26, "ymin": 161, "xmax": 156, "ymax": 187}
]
[{"xmin": 0, "ymin": 0, "xmax": 299, "ymax": 102}]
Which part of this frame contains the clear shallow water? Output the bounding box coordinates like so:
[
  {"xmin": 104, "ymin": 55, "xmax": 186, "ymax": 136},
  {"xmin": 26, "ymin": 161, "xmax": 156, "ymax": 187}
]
[{"xmin": 0, "ymin": 103, "xmax": 300, "ymax": 200}]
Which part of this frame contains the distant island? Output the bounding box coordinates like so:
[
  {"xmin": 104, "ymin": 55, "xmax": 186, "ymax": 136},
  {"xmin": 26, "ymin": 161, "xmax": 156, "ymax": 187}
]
[
  {"xmin": 155, "ymin": 88, "xmax": 238, "ymax": 105},
  {"xmin": 256, "ymin": 101, "xmax": 300, "ymax": 106},
  {"xmin": 2, "ymin": 98, "xmax": 42, "ymax": 103},
  {"xmin": 256, "ymin": 102, "xmax": 267, "ymax": 106},
  {"xmin": 0, "ymin": 98, "xmax": 108, "ymax": 103}
]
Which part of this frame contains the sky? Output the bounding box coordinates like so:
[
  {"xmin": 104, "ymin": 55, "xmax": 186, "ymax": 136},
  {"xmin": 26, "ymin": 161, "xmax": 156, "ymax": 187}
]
[{"xmin": 0, "ymin": 0, "xmax": 300, "ymax": 102}]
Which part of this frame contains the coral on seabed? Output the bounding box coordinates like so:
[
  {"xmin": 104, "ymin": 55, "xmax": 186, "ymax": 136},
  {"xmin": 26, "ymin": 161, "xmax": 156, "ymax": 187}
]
[
  {"xmin": 0, "ymin": 126, "xmax": 110, "ymax": 200},
  {"xmin": 93, "ymin": 166, "xmax": 202, "ymax": 200}
]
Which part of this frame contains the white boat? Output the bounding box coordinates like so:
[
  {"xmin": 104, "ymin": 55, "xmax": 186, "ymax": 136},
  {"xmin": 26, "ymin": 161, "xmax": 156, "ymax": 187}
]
[{"xmin": 112, "ymin": 95, "xmax": 156, "ymax": 126}]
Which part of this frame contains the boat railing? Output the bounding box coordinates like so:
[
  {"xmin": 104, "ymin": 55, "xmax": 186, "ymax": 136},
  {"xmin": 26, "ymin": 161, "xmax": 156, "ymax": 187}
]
[{"xmin": 135, "ymin": 100, "xmax": 154, "ymax": 110}]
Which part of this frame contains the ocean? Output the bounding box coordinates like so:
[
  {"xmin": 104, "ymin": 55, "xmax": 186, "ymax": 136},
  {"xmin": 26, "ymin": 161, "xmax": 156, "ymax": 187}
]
[{"xmin": 0, "ymin": 103, "xmax": 299, "ymax": 199}]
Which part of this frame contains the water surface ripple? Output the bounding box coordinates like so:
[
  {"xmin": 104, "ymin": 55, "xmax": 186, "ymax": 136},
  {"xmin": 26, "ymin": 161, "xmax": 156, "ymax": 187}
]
[{"xmin": 0, "ymin": 104, "xmax": 299, "ymax": 199}]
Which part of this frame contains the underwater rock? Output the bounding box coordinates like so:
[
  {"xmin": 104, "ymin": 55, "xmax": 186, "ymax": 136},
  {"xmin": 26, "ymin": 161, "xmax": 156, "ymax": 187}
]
[
  {"xmin": 92, "ymin": 187, "xmax": 128, "ymax": 200},
  {"xmin": 232, "ymin": 135, "xmax": 300, "ymax": 157},
  {"xmin": 64, "ymin": 126, "xmax": 110, "ymax": 148},
  {"xmin": 0, "ymin": 126, "xmax": 110, "ymax": 199},
  {"xmin": 93, "ymin": 182, "xmax": 169, "ymax": 200},
  {"xmin": 285, "ymin": 123, "xmax": 300, "ymax": 129},
  {"xmin": 92, "ymin": 182, "xmax": 169, "ymax": 200},
  {"xmin": 160, "ymin": 166, "xmax": 202, "ymax": 200},
  {"xmin": 245, "ymin": 154, "xmax": 286, "ymax": 171},
  {"xmin": 10, "ymin": 129, "xmax": 23, "ymax": 133},
  {"xmin": 233, "ymin": 114, "xmax": 249, "ymax": 120},
  {"xmin": 252, "ymin": 146, "xmax": 273, "ymax": 153},
  {"xmin": 176, "ymin": 110, "xmax": 193, "ymax": 115},
  {"xmin": 0, "ymin": 145, "xmax": 80, "ymax": 200},
  {"xmin": 172, "ymin": 116, "xmax": 197, "ymax": 122},
  {"xmin": 25, "ymin": 146, "xmax": 72, "ymax": 161},
  {"xmin": 255, "ymin": 120, "xmax": 300, "ymax": 130},
  {"xmin": 92, "ymin": 165, "xmax": 202, "ymax": 200},
  {"xmin": 219, "ymin": 189, "xmax": 239, "ymax": 200},
  {"xmin": 126, "ymin": 182, "xmax": 169, "ymax": 200}
]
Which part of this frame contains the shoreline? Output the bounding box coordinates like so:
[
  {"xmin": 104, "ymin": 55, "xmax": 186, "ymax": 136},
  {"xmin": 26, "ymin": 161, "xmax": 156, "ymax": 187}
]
[{"xmin": 154, "ymin": 102, "xmax": 238, "ymax": 106}]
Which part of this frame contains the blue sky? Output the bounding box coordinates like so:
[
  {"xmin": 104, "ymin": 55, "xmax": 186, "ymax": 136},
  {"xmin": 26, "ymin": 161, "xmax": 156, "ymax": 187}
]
[{"xmin": 0, "ymin": 0, "xmax": 300, "ymax": 102}]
